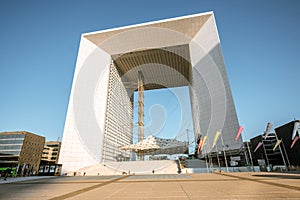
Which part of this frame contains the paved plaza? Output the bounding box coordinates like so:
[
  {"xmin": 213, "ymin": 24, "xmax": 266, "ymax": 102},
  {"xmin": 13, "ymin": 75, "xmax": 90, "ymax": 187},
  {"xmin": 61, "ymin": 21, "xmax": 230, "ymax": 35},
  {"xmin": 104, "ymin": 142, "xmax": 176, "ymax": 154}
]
[{"xmin": 1, "ymin": 172, "xmax": 300, "ymax": 199}]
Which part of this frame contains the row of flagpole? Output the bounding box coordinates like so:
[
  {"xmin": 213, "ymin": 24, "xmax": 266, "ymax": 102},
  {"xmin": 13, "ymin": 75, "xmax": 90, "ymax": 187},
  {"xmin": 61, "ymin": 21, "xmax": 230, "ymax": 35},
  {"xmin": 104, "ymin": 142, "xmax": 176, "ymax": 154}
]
[
  {"xmin": 196, "ymin": 120, "xmax": 299, "ymax": 172},
  {"xmin": 253, "ymin": 122, "xmax": 299, "ymax": 153},
  {"xmin": 197, "ymin": 126, "xmax": 246, "ymax": 173}
]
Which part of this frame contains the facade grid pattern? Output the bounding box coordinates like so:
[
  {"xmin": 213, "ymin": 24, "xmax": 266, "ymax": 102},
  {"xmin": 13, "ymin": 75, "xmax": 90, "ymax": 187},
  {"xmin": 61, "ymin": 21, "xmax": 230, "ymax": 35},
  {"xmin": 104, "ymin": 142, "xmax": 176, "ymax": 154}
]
[{"xmin": 103, "ymin": 61, "xmax": 133, "ymax": 161}]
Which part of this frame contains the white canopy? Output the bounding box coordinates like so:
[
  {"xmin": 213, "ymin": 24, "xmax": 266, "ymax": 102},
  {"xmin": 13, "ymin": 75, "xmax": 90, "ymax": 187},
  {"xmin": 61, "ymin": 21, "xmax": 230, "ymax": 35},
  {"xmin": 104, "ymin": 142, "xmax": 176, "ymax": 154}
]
[{"xmin": 120, "ymin": 135, "xmax": 188, "ymax": 155}]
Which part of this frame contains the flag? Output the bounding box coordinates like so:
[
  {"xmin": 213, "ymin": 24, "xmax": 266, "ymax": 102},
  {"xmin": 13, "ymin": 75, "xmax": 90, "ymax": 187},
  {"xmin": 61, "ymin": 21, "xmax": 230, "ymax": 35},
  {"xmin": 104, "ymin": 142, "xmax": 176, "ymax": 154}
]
[
  {"xmin": 290, "ymin": 135, "xmax": 299, "ymax": 148},
  {"xmin": 291, "ymin": 122, "xmax": 299, "ymax": 140},
  {"xmin": 234, "ymin": 126, "xmax": 244, "ymax": 142},
  {"xmin": 212, "ymin": 131, "xmax": 221, "ymax": 148},
  {"xmin": 273, "ymin": 139, "xmax": 282, "ymax": 151},
  {"xmin": 254, "ymin": 142, "xmax": 263, "ymax": 153},
  {"xmin": 197, "ymin": 139, "xmax": 203, "ymax": 154},
  {"xmin": 264, "ymin": 122, "xmax": 273, "ymax": 139},
  {"xmin": 200, "ymin": 136, "xmax": 207, "ymax": 151}
]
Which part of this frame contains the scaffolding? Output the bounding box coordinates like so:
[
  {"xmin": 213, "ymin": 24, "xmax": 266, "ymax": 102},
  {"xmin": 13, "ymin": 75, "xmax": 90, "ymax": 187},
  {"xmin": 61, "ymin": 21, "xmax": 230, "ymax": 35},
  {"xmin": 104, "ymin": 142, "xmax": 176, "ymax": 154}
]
[{"xmin": 137, "ymin": 71, "xmax": 145, "ymax": 160}]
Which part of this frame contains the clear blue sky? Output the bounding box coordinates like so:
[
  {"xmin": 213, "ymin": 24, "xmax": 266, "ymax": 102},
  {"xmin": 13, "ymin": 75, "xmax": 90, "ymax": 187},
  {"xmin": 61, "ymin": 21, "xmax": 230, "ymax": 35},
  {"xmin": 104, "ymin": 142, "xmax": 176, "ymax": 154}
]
[{"xmin": 0, "ymin": 0, "xmax": 299, "ymax": 142}]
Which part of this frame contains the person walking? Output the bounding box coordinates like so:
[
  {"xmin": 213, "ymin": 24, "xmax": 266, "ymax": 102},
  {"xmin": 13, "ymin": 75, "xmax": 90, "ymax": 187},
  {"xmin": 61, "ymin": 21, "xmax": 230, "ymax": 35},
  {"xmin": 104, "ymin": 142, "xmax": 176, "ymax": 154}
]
[{"xmin": 4, "ymin": 168, "xmax": 10, "ymax": 181}]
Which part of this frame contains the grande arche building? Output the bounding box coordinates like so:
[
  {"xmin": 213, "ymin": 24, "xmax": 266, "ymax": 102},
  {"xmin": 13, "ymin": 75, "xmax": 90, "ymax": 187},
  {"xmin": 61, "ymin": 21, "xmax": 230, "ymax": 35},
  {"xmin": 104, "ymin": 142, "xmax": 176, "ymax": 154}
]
[{"xmin": 59, "ymin": 12, "xmax": 242, "ymax": 173}]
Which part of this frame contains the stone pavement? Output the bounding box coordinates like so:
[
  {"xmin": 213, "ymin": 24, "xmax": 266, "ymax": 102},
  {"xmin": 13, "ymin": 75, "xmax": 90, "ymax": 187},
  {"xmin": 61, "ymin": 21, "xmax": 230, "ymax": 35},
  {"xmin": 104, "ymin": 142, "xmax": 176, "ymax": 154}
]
[{"xmin": 0, "ymin": 172, "xmax": 300, "ymax": 199}]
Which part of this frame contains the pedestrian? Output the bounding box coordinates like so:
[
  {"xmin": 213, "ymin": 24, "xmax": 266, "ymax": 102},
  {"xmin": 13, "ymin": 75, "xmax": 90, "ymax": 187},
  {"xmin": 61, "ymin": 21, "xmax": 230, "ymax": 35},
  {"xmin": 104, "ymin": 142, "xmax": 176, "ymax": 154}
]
[
  {"xmin": 83, "ymin": 172, "xmax": 86, "ymax": 176},
  {"xmin": 4, "ymin": 168, "xmax": 10, "ymax": 181},
  {"xmin": 152, "ymin": 169, "xmax": 155, "ymax": 174}
]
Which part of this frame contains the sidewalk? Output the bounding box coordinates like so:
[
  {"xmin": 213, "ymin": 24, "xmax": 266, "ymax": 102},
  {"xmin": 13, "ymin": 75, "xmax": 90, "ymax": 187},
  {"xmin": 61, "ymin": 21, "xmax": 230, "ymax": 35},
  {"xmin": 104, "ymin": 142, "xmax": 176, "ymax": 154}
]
[
  {"xmin": 1, "ymin": 172, "xmax": 300, "ymax": 199},
  {"xmin": 0, "ymin": 176, "xmax": 55, "ymax": 184}
]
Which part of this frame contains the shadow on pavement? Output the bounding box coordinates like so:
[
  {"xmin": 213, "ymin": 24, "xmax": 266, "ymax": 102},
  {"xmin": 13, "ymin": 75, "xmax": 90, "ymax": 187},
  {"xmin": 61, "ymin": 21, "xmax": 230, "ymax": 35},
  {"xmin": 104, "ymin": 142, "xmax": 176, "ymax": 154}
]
[{"xmin": 252, "ymin": 174, "xmax": 300, "ymax": 179}]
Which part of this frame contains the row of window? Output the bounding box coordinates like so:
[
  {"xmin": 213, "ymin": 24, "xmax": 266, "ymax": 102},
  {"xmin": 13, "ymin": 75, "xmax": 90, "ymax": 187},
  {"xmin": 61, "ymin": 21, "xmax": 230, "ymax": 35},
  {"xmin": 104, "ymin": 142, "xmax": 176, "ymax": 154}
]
[
  {"xmin": 41, "ymin": 156, "xmax": 57, "ymax": 160},
  {"xmin": 0, "ymin": 139, "xmax": 24, "ymax": 144},
  {"xmin": 0, "ymin": 151, "xmax": 21, "ymax": 156},
  {"xmin": 44, "ymin": 148, "xmax": 58, "ymax": 150},
  {"xmin": 0, "ymin": 134, "xmax": 25, "ymax": 139},
  {"xmin": 0, "ymin": 145, "xmax": 22, "ymax": 150},
  {"xmin": 42, "ymin": 152, "xmax": 58, "ymax": 156},
  {"xmin": 46, "ymin": 144, "xmax": 59, "ymax": 148}
]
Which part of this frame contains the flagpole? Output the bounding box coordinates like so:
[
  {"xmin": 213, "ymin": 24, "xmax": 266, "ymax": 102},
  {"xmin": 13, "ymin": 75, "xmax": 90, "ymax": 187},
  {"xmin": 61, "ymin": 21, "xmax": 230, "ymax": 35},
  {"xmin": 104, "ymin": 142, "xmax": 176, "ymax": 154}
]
[
  {"xmin": 244, "ymin": 132, "xmax": 254, "ymax": 172},
  {"xmin": 206, "ymin": 133, "xmax": 213, "ymax": 172},
  {"xmin": 201, "ymin": 136, "xmax": 210, "ymax": 173},
  {"xmin": 281, "ymin": 140, "xmax": 291, "ymax": 169},
  {"xmin": 203, "ymin": 147, "xmax": 209, "ymax": 173},
  {"xmin": 274, "ymin": 131, "xmax": 288, "ymax": 171},
  {"xmin": 212, "ymin": 130, "xmax": 221, "ymax": 172},
  {"xmin": 215, "ymin": 145, "xmax": 221, "ymax": 172},
  {"xmin": 261, "ymin": 138, "xmax": 270, "ymax": 167},
  {"xmin": 220, "ymin": 131, "xmax": 229, "ymax": 172}
]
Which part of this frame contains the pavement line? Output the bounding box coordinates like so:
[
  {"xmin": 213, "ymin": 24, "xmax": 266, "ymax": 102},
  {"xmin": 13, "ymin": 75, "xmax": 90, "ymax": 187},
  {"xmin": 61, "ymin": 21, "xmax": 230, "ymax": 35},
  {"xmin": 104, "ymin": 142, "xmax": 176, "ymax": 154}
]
[
  {"xmin": 48, "ymin": 175, "xmax": 130, "ymax": 200},
  {"xmin": 215, "ymin": 173, "xmax": 300, "ymax": 192},
  {"xmin": 179, "ymin": 184, "xmax": 191, "ymax": 200}
]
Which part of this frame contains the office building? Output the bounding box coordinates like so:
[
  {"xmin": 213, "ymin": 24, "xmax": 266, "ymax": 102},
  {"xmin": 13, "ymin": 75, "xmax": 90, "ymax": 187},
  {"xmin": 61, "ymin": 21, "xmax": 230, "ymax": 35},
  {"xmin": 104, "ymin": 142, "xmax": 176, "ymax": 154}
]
[
  {"xmin": 0, "ymin": 131, "xmax": 45, "ymax": 175},
  {"xmin": 59, "ymin": 12, "xmax": 241, "ymax": 173}
]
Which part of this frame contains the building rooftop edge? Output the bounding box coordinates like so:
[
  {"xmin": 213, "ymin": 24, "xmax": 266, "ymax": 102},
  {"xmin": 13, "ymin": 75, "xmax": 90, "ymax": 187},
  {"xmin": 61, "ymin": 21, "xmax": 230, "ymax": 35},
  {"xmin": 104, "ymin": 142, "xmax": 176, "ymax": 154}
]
[
  {"xmin": 0, "ymin": 131, "xmax": 45, "ymax": 138},
  {"xmin": 82, "ymin": 11, "xmax": 214, "ymax": 36},
  {"xmin": 45, "ymin": 141, "xmax": 61, "ymax": 143}
]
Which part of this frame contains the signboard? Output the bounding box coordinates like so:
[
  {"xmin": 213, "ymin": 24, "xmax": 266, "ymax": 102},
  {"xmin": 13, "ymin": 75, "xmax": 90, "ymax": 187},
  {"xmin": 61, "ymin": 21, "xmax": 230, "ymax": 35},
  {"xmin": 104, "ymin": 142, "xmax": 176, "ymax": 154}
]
[{"xmin": 230, "ymin": 156, "xmax": 241, "ymax": 161}]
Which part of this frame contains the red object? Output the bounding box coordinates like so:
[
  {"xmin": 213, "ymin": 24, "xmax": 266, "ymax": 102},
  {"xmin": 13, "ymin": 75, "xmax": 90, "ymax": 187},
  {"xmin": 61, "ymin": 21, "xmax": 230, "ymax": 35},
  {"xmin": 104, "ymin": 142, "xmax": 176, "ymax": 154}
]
[
  {"xmin": 254, "ymin": 142, "xmax": 263, "ymax": 153},
  {"xmin": 197, "ymin": 139, "xmax": 203, "ymax": 154},
  {"xmin": 234, "ymin": 126, "xmax": 244, "ymax": 142},
  {"xmin": 290, "ymin": 135, "xmax": 299, "ymax": 148}
]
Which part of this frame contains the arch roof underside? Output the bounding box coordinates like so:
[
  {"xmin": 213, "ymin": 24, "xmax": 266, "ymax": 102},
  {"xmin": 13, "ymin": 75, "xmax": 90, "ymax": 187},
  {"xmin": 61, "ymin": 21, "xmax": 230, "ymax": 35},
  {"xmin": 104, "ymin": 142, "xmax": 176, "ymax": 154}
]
[
  {"xmin": 112, "ymin": 44, "xmax": 191, "ymax": 91},
  {"xmin": 82, "ymin": 12, "xmax": 213, "ymax": 91}
]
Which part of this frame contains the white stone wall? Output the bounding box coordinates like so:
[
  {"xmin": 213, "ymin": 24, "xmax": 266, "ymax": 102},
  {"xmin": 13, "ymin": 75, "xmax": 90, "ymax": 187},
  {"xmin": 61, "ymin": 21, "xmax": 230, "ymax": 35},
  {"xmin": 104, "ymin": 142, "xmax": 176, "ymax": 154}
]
[
  {"xmin": 59, "ymin": 37, "xmax": 111, "ymax": 173},
  {"xmin": 189, "ymin": 15, "xmax": 241, "ymax": 153}
]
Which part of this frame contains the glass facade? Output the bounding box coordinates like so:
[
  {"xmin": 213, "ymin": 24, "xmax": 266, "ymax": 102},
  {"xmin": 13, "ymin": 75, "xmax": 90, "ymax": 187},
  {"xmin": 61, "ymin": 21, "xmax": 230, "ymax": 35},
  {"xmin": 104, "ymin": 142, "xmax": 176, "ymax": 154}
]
[
  {"xmin": 0, "ymin": 132, "xmax": 45, "ymax": 174},
  {"xmin": 0, "ymin": 135, "xmax": 24, "ymax": 156},
  {"xmin": 0, "ymin": 139, "xmax": 24, "ymax": 144},
  {"xmin": 0, "ymin": 145, "xmax": 22, "ymax": 150},
  {"xmin": 0, "ymin": 134, "xmax": 25, "ymax": 139}
]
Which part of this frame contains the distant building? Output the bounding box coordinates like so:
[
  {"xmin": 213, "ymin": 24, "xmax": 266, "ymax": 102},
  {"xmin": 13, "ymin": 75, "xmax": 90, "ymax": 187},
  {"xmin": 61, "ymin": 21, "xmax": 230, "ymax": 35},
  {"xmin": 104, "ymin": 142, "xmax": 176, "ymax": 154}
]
[
  {"xmin": 275, "ymin": 120, "xmax": 300, "ymax": 166},
  {"xmin": 250, "ymin": 120, "xmax": 300, "ymax": 171},
  {"xmin": 39, "ymin": 141, "xmax": 62, "ymax": 176},
  {"xmin": 250, "ymin": 133, "xmax": 284, "ymax": 168},
  {"xmin": 0, "ymin": 131, "xmax": 45, "ymax": 175},
  {"xmin": 41, "ymin": 141, "xmax": 61, "ymax": 164}
]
